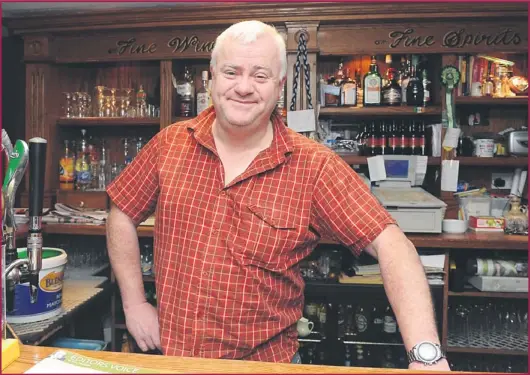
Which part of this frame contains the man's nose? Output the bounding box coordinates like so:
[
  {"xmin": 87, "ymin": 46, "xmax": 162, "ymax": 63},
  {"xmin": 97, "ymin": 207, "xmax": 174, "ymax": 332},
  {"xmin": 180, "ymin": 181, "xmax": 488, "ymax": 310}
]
[{"xmin": 234, "ymin": 76, "xmax": 254, "ymax": 95}]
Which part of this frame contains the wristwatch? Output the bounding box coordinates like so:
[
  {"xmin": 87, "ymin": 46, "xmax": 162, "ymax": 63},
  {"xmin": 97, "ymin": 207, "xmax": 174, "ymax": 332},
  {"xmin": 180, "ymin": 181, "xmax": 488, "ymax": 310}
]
[{"xmin": 407, "ymin": 341, "xmax": 445, "ymax": 365}]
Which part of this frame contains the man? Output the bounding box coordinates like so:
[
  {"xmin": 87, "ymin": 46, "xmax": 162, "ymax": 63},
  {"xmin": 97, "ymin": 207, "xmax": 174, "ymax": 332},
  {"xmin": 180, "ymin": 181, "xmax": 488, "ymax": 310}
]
[{"xmin": 106, "ymin": 20, "xmax": 450, "ymax": 370}]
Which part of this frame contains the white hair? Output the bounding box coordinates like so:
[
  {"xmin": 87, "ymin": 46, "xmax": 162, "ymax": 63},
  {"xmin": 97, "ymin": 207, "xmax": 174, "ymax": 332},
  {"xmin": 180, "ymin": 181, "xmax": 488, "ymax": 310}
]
[{"xmin": 211, "ymin": 20, "xmax": 287, "ymax": 80}]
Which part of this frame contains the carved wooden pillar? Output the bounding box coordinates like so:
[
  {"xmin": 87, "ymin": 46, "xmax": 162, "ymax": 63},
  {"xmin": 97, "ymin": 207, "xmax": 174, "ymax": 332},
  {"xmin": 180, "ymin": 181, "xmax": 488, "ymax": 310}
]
[
  {"xmin": 160, "ymin": 60, "xmax": 173, "ymax": 129},
  {"xmin": 285, "ymin": 22, "xmax": 319, "ymax": 113},
  {"xmin": 23, "ymin": 36, "xmax": 58, "ymax": 208}
]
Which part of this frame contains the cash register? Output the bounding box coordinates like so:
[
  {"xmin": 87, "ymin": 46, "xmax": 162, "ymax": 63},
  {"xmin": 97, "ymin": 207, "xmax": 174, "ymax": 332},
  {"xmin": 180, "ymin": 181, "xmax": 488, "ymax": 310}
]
[{"xmin": 367, "ymin": 155, "xmax": 446, "ymax": 233}]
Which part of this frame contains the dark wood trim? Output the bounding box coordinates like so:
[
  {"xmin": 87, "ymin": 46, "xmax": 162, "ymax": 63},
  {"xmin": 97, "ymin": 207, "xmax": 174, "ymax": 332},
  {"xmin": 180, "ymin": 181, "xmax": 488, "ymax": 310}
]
[
  {"xmin": 448, "ymin": 291, "xmax": 528, "ymax": 299},
  {"xmin": 319, "ymin": 106, "xmax": 442, "ymax": 117},
  {"xmin": 337, "ymin": 154, "xmax": 441, "ymax": 166},
  {"xmin": 456, "ymin": 96, "xmax": 528, "ymax": 106},
  {"xmin": 455, "ymin": 156, "xmax": 529, "ymax": 167},
  {"xmin": 446, "ymin": 346, "xmax": 528, "ymax": 356},
  {"xmin": 56, "ymin": 117, "xmax": 160, "ymax": 127},
  {"xmin": 5, "ymin": 3, "xmax": 527, "ymax": 35}
]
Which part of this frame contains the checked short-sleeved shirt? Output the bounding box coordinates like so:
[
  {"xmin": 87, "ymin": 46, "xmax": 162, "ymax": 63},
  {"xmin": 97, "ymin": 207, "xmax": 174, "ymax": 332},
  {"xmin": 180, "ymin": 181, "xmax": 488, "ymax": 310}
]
[{"xmin": 107, "ymin": 106, "xmax": 395, "ymax": 362}]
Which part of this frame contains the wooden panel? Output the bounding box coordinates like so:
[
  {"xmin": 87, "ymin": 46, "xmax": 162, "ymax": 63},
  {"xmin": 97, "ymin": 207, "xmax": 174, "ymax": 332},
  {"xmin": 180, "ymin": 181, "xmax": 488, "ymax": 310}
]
[
  {"xmin": 456, "ymin": 96, "xmax": 528, "ymax": 106},
  {"xmin": 56, "ymin": 190, "xmax": 109, "ymax": 210},
  {"xmin": 318, "ymin": 21, "xmax": 528, "ymax": 55},
  {"xmin": 5, "ymin": 3, "xmax": 527, "ymax": 35},
  {"xmin": 455, "ymin": 157, "xmax": 528, "ymax": 167},
  {"xmin": 7, "ymin": 344, "xmax": 447, "ymax": 374},
  {"xmin": 448, "ymin": 291, "xmax": 528, "ymax": 299},
  {"xmin": 25, "ymin": 64, "xmax": 60, "ymax": 197},
  {"xmin": 319, "ymin": 106, "xmax": 442, "ymax": 117},
  {"xmin": 57, "ymin": 117, "xmax": 160, "ymax": 127},
  {"xmin": 159, "ymin": 60, "xmax": 173, "ymax": 129},
  {"xmin": 52, "ymin": 29, "xmax": 222, "ymax": 63}
]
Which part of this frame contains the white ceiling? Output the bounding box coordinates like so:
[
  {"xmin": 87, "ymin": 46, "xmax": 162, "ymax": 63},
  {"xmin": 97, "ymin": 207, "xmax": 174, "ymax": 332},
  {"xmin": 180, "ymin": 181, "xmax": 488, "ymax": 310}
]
[{"xmin": 2, "ymin": 2, "xmax": 212, "ymax": 17}]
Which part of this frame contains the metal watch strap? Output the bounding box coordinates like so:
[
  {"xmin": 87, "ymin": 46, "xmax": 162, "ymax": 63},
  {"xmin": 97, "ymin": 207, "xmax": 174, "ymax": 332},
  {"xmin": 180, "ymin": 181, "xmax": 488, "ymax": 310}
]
[{"xmin": 407, "ymin": 342, "xmax": 444, "ymax": 365}]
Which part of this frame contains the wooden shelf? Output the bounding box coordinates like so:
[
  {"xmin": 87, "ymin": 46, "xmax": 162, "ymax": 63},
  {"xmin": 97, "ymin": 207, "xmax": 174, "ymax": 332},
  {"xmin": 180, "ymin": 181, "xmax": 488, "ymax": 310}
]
[
  {"xmin": 320, "ymin": 232, "xmax": 528, "ymax": 250},
  {"xmin": 42, "ymin": 223, "xmax": 154, "ymax": 237},
  {"xmin": 448, "ymin": 291, "xmax": 528, "ymax": 299},
  {"xmin": 446, "ymin": 346, "xmax": 528, "ymax": 356},
  {"xmin": 456, "ymin": 96, "xmax": 528, "ymax": 106},
  {"xmin": 337, "ymin": 153, "xmax": 440, "ymax": 166},
  {"xmin": 57, "ymin": 117, "xmax": 160, "ymax": 127},
  {"xmin": 455, "ymin": 156, "xmax": 528, "ymax": 167},
  {"xmin": 319, "ymin": 105, "xmax": 442, "ymax": 117}
]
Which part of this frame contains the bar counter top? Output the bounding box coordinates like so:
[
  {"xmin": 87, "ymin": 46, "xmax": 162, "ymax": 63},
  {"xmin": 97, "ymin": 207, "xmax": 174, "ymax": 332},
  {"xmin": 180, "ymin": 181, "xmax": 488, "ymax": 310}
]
[
  {"xmin": 5, "ymin": 345, "xmax": 440, "ymax": 374},
  {"xmin": 16, "ymin": 223, "xmax": 528, "ymax": 250}
]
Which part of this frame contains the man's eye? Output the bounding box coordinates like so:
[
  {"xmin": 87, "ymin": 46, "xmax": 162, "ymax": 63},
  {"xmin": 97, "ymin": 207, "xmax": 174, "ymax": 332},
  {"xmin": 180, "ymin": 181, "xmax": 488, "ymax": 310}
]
[
  {"xmin": 256, "ymin": 75, "xmax": 268, "ymax": 80},
  {"xmin": 224, "ymin": 71, "xmax": 236, "ymax": 76}
]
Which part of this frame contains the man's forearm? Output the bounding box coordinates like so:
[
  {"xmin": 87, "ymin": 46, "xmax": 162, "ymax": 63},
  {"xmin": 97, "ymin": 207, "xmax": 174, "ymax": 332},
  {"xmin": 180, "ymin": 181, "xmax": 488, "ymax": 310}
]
[
  {"xmin": 106, "ymin": 205, "xmax": 146, "ymax": 309},
  {"xmin": 367, "ymin": 225, "xmax": 440, "ymax": 350}
]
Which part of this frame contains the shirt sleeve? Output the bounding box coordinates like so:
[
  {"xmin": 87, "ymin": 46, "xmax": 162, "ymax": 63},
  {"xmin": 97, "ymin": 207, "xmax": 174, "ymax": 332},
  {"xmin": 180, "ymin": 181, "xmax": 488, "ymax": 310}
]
[
  {"xmin": 310, "ymin": 153, "xmax": 397, "ymax": 256},
  {"xmin": 106, "ymin": 132, "xmax": 161, "ymax": 226}
]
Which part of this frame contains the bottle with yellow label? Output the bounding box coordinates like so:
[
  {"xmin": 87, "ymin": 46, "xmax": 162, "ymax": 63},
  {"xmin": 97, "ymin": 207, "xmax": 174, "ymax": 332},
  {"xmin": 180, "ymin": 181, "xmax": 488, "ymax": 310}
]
[{"xmin": 59, "ymin": 140, "xmax": 75, "ymax": 190}]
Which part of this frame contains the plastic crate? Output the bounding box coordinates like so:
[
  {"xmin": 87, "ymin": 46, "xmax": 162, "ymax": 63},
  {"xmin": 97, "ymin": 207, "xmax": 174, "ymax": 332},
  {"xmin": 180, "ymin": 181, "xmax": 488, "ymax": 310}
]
[{"xmin": 51, "ymin": 338, "xmax": 107, "ymax": 351}]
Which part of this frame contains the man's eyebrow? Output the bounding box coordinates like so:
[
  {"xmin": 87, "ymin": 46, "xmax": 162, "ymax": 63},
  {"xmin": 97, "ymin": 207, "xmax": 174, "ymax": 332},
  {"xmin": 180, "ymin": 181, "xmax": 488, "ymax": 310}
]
[{"xmin": 253, "ymin": 65, "xmax": 272, "ymax": 73}]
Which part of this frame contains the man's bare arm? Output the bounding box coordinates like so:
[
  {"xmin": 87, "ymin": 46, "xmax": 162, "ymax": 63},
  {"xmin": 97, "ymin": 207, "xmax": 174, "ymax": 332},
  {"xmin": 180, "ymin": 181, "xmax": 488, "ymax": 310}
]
[{"xmin": 364, "ymin": 224, "xmax": 449, "ymax": 370}]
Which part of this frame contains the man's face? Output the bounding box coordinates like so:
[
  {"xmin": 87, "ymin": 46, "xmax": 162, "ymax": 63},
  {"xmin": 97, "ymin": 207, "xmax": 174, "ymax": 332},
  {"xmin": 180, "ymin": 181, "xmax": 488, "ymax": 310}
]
[{"xmin": 210, "ymin": 35, "xmax": 284, "ymax": 129}]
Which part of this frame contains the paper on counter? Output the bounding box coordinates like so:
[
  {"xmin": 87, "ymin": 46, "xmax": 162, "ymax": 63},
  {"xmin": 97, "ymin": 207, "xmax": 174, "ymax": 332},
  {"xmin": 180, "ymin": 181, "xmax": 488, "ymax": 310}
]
[
  {"xmin": 442, "ymin": 127, "xmax": 461, "ymax": 151},
  {"xmin": 414, "ymin": 156, "xmax": 428, "ymax": 186},
  {"xmin": 367, "ymin": 155, "xmax": 386, "ymax": 182},
  {"xmin": 431, "ymin": 124, "xmax": 442, "ymax": 157},
  {"xmin": 441, "ymin": 159, "xmax": 459, "ymax": 192},
  {"xmin": 420, "ymin": 254, "xmax": 446, "ymax": 270}
]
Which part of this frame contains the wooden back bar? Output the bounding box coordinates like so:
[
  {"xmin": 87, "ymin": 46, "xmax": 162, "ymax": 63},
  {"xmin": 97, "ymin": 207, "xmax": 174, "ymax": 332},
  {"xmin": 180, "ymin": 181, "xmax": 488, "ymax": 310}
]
[{"xmin": 5, "ymin": 345, "xmax": 447, "ymax": 374}]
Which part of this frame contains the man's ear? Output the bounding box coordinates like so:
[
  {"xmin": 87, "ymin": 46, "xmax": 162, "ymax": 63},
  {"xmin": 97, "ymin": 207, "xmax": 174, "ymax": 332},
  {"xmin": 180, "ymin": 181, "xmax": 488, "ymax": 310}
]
[{"xmin": 210, "ymin": 65, "xmax": 215, "ymax": 78}]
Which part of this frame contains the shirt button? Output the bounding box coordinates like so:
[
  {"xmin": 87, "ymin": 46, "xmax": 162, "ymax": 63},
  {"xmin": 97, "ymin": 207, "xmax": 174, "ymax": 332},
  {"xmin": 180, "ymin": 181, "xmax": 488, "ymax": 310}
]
[
  {"xmin": 202, "ymin": 271, "xmax": 209, "ymax": 277},
  {"xmin": 219, "ymin": 190, "xmax": 226, "ymax": 196},
  {"xmin": 212, "ymin": 229, "xmax": 219, "ymax": 235}
]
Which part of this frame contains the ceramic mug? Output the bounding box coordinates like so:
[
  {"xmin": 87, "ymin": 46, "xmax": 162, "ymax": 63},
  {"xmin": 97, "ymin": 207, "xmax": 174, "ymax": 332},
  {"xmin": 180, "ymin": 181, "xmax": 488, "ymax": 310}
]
[{"xmin": 297, "ymin": 317, "xmax": 314, "ymax": 337}]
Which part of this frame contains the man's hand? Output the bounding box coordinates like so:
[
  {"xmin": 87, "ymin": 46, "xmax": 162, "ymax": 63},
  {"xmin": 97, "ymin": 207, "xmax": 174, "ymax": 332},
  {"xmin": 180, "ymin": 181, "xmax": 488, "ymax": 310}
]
[
  {"xmin": 124, "ymin": 302, "xmax": 161, "ymax": 352},
  {"xmin": 409, "ymin": 358, "xmax": 451, "ymax": 372}
]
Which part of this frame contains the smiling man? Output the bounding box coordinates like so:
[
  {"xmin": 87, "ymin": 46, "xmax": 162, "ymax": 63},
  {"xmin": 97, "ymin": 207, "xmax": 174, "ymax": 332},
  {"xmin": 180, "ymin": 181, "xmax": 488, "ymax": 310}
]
[{"xmin": 106, "ymin": 20, "xmax": 450, "ymax": 371}]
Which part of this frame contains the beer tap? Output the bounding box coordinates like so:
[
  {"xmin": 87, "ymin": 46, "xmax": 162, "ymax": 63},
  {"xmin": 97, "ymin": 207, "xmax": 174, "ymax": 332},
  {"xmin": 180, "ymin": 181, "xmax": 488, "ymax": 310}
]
[{"xmin": 26, "ymin": 137, "xmax": 47, "ymax": 303}]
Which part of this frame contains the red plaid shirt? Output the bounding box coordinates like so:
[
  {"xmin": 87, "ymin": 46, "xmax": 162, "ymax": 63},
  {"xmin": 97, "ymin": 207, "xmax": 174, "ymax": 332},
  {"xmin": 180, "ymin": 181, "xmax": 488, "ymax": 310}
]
[{"xmin": 107, "ymin": 106, "xmax": 395, "ymax": 362}]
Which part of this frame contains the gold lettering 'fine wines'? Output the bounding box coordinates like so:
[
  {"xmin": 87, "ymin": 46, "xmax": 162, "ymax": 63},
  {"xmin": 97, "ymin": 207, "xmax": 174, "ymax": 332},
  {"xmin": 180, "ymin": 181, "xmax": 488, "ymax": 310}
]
[{"xmin": 363, "ymin": 56, "xmax": 382, "ymax": 106}]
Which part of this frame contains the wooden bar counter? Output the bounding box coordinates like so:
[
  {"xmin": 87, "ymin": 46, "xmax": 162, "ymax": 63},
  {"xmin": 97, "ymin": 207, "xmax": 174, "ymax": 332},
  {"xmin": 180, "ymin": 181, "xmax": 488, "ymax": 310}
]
[{"xmin": 5, "ymin": 345, "xmax": 446, "ymax": 374}]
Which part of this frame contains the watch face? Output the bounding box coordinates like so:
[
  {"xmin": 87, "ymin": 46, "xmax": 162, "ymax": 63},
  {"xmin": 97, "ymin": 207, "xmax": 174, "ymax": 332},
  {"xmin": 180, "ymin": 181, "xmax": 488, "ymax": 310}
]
[{"xmin": 418, "ymin": 342, "xmax": 438, "ymax": 361}]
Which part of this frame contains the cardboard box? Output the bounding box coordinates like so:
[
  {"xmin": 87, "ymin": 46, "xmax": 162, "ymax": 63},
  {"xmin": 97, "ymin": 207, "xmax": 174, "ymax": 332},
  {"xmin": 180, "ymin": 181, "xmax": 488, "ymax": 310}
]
[{"xmin": 468, "ymin": 216, "xmax": 505, "ymax": 232}]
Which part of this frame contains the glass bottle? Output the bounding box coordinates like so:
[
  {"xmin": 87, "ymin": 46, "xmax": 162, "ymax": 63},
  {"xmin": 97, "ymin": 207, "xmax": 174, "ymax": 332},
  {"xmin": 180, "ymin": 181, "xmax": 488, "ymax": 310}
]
[
  {"xmin": 136, "ymin": 85, "xmax": 147, "ymax": 117},
  {"xmin": 74, "ymin": 129, "xmax": 92, "ymax": 191},
  {"xmin": 177, "ymin": 66, "xmax": 195, "ymax": 117},
  {"xmin": 363, "ymin": 55, "xmax": 382, "ymax": 106},
  {"xmin": 400, "ymin": 55, "xmax": 410, "ymax": 105},
  {"xmin": 382, "ymin": 68, "xmax": 402, "ymax": 106},
  {"xmin": 59, "ymin": 140, "xmax": 75, "ymax": 191},
  {"xmin": 196, "ymin": 70, "xmax": 211, "ymax": 115},
  {"xmin": 422, "ymin": 68, "xmax": 432, "ymax": 106},
  {"xmin": 406, "ymin": 65, "xmax": 424, "ymax": 106},
  {"xmin": 383, "ymin": 305, "xmax": 399, "ymax": 343},
  {"xmin": 341, "ymin": 68, "xmax": 357, "ymax": 107}
]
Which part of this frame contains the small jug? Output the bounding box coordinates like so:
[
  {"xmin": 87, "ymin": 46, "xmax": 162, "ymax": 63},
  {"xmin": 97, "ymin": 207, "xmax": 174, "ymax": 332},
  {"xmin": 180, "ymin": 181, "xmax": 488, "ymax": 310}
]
[{"xmin": 296, "ymin": 317, "xmax": 314, "ymax": 337}]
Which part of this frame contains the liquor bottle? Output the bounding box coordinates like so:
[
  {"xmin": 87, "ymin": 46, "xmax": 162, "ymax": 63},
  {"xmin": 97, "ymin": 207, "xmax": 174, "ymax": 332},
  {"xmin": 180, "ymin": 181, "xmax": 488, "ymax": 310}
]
[
  {"xmin": 341, "ymin": 68, "xmax": 357, "ymax": 107},
  {"xmin": 380, "ymin": 122, "xmax": 387, "ymax": 155},
  {"xmin": 196, "ymin": 70, "xmax": 211, "ymax": 115},
  {"xmin": 382, "ymin": 68, "xmax": 402, "ymax": 106},
  {"xmin": 344, "ymin": 346, "xmax": 352, "ymax": 367},
  {"xmin": 136, "ymin": 85, "xmax": 147, "ymax": 117},
  {"xmin": 371, "ymin": 304, "xmax": 384, "ymax": 341},
  {"xmin": 482, "ymin": 61, "xmax": 494, "ymax": 97},
  {"xmin": 406, "ymin": 65, "xmax": 424, "ymax": 107},
  {"xmin": 402, "ymin": 121, "xmax": 411, "ymax": 155},
  {"xmin": 355, "ymin": 68, "xmax": 363, "ymax": 107},
  {"xmin": 59, "ymin": 140, "xmax": 75, "ymax": 191},
  {"xmin": 418, "ymin": 122, "xmax": 426, "ymax": 156},
  {"xmin": 75, "ymin": 129, "xmax": 92, "ymax": 191},
  {"xmin": 354, "ymin": 304, "xmax": 370, "ymax": 340},
  {"xmin": 176, "ymin": 66, "xmax": 195, "ymax": 117},
  {"xmin": 368, "ymin": 122, "xmax": 377, "ymax": 156},
  {"xmin": 410, "ymin": 121, "xmax": 419, "ymax": 155},
  {"xmin": 355, "ymin": 345, "xmax": 366, "ymax": 367},
  {"xmin": 388, "ymin": 121, "xmax": 398, "ymax": 155},
  {"xmin": 422, "ymin": 68, "xmax": 432, "ymax": 106},
  {"xmin": 363, "ymin": 56, "xmax": 382, "ymax": 106},
  {"xmin": 374, "ymin": 122, "xmax": 383, "ymax": 156},
  {"xmin": 398, "ymin": 121, "xmax": 407, "ymax": 155},
  {"xmin": 400, "ymin": 55, "xmax": 410, "ymax": 105},
  {"xmin": 98, "ymin": 139, "xmax": 110, "ymax": 190},
  {"xmin": 382, "ymin": 305, "xmax": 399, "ymax": 343}
]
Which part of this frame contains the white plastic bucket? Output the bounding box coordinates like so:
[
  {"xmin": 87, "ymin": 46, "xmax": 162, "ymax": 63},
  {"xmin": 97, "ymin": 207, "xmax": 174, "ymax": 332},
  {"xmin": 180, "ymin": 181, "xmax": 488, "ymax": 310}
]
[
  {"xmin": 6, "ymin": 247, "xmax": 67, "ymax": 324},
  {"xmin": 474, "ymin": 139, "xmax": 495, "ymax": 157}
]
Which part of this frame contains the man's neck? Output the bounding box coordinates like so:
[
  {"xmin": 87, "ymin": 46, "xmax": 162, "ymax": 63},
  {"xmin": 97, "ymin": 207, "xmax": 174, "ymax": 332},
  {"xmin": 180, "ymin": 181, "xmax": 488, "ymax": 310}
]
[{"xmin": 212, "ymin": 118, "xmax": 273, "ymax": 153}]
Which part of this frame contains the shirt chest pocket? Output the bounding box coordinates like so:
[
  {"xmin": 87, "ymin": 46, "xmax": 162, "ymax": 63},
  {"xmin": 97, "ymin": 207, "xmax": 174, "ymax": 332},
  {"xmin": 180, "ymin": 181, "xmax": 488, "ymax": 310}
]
[{"xmin": 227, "ymin": 203, "xmax": 301, "ymax": 273}]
